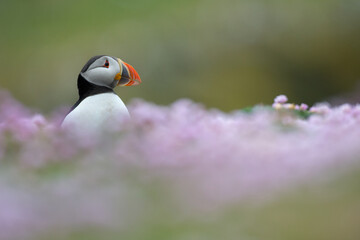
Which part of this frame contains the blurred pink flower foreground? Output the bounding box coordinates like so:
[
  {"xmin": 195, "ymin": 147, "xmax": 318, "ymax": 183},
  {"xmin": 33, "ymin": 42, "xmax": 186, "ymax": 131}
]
[{"xmin": 1, "ymin": 90, "xmax": 360, "ymax": 239}]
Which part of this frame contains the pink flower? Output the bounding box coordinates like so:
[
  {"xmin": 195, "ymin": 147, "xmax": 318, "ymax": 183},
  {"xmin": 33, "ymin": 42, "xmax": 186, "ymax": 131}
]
[
  {"xmin": 299, "ymin": 103, "xmax": 309, "ymax": 111},
  {"xmin": 274, "ymin": 95, "xmax": 288, "ymax": 104}
]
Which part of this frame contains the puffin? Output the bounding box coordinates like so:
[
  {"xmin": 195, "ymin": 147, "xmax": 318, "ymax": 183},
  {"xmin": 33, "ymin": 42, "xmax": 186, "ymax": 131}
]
[{"xmin": 61, "ymin": 55, "xmax": 141, "ymax": 134}]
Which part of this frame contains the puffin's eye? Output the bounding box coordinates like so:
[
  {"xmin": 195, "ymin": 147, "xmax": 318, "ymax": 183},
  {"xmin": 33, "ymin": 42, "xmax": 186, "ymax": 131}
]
[{"xmin": 103, "ymin": 60, "xmax": 110, "ymax": 68}]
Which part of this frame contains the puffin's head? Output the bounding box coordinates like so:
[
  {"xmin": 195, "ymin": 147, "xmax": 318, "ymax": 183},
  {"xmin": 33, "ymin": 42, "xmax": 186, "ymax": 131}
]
[{"xmin": 80, "ymin": 55, "xmax": 141, "ymax": 88}]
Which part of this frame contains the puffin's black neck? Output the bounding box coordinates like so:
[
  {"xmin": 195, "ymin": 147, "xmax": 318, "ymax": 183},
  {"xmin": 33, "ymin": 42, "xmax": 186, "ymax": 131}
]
[
  {"xmin": 77, "ymin": 74, "xmax": 114, "ymax": 98},
  {"xmin": 68, "ymin": 74, "xmax": 114, "ymax": 113}
]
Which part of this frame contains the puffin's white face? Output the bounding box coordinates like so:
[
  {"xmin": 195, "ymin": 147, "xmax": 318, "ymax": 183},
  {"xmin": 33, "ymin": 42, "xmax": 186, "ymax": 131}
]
[{"xmin": 80, "ymin": 55, "xmax": 141, "ymax": 88}]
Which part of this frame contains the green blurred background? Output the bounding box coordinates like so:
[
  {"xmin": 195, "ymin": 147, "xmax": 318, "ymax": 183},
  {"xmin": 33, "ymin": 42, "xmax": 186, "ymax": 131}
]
[{"xmin": 1, "ymin": 0, "xmax": 360, "ymax": 112}]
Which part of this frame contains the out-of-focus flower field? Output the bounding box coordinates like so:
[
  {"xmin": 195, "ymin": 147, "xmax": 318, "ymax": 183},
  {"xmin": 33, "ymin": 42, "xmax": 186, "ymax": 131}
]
[{"xmin": 1, "ymin": 90, "xmax": 359, "ymax": 240}]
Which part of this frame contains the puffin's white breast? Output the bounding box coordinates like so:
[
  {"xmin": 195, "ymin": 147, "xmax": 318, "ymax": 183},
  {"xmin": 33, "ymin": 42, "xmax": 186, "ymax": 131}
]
[{"xmin": 61, "ymin": 93, "xmax": 129, "ymax": 133}]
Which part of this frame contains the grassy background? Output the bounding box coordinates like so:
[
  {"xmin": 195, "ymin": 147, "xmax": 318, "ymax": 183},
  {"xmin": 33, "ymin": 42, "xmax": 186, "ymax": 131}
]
[{"xmin": 1, "ymin": 0, "xmax": 360, "ymax": 112}]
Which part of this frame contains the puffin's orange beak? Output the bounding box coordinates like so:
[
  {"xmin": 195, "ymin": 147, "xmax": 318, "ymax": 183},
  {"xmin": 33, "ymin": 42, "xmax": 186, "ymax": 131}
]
[{"xmin": 114, "ymin": 58, "xmax": 141, "ymax": 86}]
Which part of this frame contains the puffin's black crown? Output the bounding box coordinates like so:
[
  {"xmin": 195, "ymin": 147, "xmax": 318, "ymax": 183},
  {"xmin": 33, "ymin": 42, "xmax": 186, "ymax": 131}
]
[
  {"xmin": 80, "ymin": 55, "xmax": 106, "ymax": 73},
  {"xmin": 80, "ymin": 55, "xmax": 119, "ymax": 73}
]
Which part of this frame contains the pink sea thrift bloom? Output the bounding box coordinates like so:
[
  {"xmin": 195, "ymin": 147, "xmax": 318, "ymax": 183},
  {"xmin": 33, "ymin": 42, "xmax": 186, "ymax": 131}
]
[
  {"xmin": 300, "ymin": 103, "xmax": 309, "ymax": 111},
  {"xmin": 274, "ymin": 95, "xmax": 288, "ymax": 104}
]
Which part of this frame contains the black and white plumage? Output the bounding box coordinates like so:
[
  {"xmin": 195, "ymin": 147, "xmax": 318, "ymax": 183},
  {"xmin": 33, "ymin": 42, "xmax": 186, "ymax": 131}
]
[{"xmin": 62, "ymin": 55, "xmax": 141, "ymax": 133}]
